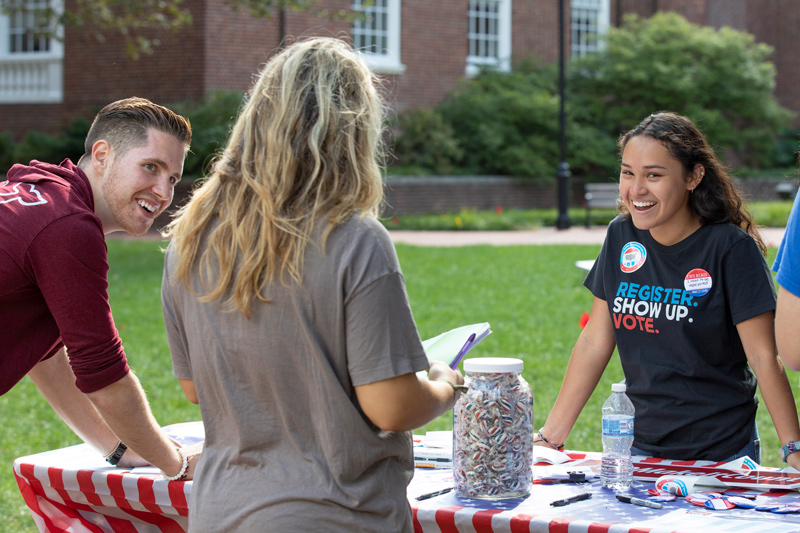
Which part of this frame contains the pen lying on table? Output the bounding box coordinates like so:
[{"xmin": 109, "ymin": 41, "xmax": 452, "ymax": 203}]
[
  {"xmin": 416, "ymin": 487, "xmax": 453, "ymax": 501},
  {"xmin": 550, "ymin": 492, "xmax": 592, "ymax": 507},
  {"xmin": 616, "ymin": 494, "xmax": 663, "ymax": 509}
]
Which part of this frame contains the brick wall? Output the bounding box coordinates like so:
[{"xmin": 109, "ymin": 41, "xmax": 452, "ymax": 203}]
[
  {"xmin": 3, "ymin": 0, "xmax": 800, "ymax": 143},
  {"xmin": 0, "ymin": 0, "xmax": 207, "ymax": 141},
  {"xmin": 743, "ymin": 0, "xmax": 800, "ymax": 126}
]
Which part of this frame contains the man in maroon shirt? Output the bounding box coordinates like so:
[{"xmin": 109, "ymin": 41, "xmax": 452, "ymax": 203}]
[{"xmin": 2, "ymin": 97, "xmax": 198, "ymax": 480}]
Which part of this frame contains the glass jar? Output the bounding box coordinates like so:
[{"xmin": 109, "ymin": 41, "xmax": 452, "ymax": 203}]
[{"xmin": 453, "ymin": 357, "xmax": 533, "ymax": 499}]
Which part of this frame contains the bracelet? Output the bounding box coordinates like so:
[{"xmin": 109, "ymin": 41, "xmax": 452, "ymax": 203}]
[
  {"xmin": 535, "ymin": 428, "xmax": 565, "ymax": 451},
  {"xmin": 780, "ymin": 440, "xmax": 800, "ymax": 462},
  {"xmin": 104, "ymin": 440, "xmax": 128, "ymax": 466},
  {"xmin": 162, "ymin": 447, "xmax": 189, "ymax": 481},
  {"xmin": 434, "ymin": 379, "xmax": 468, "ymax": 395}
]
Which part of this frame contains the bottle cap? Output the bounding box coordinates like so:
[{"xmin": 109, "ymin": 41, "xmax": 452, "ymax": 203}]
[
  {"xmin": 463, "ymin": 357, "xmax": 523, "ymax": 373},
  {"xmin": 611, "ymin": 382, "xmax": 626, "ymax": 393}
]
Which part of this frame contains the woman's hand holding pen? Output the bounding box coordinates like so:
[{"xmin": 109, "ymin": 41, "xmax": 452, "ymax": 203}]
[{"xmin": 428, "ymin": 361, "xmax": 465, "ymax": 406}]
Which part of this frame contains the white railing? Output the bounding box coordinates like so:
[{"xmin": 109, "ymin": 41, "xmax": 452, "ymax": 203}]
[{"xmin": 0, "ymin": 55, "xmax": 63, "ymax": 103}]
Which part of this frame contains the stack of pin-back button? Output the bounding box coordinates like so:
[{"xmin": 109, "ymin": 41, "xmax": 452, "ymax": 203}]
[{"xmin": 682, "ymin": 490, "xmax": 800, "ymax": 513}]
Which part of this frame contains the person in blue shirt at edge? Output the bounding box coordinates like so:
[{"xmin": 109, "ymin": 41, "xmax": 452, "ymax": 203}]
[
  {"xmin": 159, "ymin": 37, "xmax": 464, "ymax": 532},
  {"xmin": 535, "ymin": 112, "xmax": 800, "ymax": 469},
  {"xmin": 773, "ymin": 169, "xmax": 800, "ymax": 380}
]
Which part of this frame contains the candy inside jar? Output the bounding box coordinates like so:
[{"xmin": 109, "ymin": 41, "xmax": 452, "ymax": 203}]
[{"xmin": 453, "ymin": 357, "xmax": 533, "ymax": 500}]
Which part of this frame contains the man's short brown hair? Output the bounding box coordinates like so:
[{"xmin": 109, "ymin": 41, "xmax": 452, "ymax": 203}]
[{"xmin": 82, "ymin": 97, "xmax": 191, "ymax": 162}]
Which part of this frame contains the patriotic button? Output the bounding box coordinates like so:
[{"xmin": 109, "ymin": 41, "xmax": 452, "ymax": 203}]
[
  {"xmin": 755, "ymin": 504, "xmax": 785, "ymax": 512},
  {"xmin": 704, "ymin": 498, "xmax": 735, "ymax": 510},
  {"xmin": 649, "ymin": 494, "xmax": 677, "ymax": 502},
  {"xmin": 772, "ymin": 505, "xmax": 800, "ymax": 514},
  {"xmin": 685, "ymin": 494, "xmax": 711, "ymax": 507},
  {"xmin": 727, "ymin": 496, "xmax": 757, "ymax": 509},
  {"xmin": 723, "ymin": 490, "xmax": 758, "ymax": 500}
]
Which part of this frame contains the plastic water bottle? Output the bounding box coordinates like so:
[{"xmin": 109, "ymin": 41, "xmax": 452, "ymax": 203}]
[{"xmin": 601, "ymin": 382, "xmax": 635, "ymax": 490}]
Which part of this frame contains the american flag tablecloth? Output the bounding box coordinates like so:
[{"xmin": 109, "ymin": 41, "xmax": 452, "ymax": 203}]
[
  {"xmin": 13, "ymin": 422, "xmax": 203, "ymax": 533},
  {"xmin": 409, "ymin": 453, "xmax": 800, "ymax": 533},
  {"xmin": 15, "ymin": 427, "xmax": 800, "ymax": 533}
]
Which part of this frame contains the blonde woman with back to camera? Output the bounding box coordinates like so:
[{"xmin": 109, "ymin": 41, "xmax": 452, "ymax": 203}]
[{"xmin": 161, "ymin": 37, "xmax": 464, "ymax": 532}]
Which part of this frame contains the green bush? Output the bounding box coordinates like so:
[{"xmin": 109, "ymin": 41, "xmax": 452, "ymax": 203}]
[
  {"xmin": 390, "ymin": 108, "xmax": 463, "ymax": 174},
  {"xmin": 434, "ymin": 61, "xmax": 618, "ymax": 181},
  {"xmin": 569, "ymin": 12, "xmax": 794, "ymax": 174},
  {"xmin": 170, "ymin": 90, "xmax": 244, "ymax": 178},
  {"xmin": 749, "ymin": 201, "xmax": 796, "ymax": 227},
  {"xmin": 12, "ymin": 118, "xmax": 90, "ymax": 166},
  {"xmin": 775, "ymin": 126, "xmax": 800, "ymax": 168},
  {"xmin": 0, "ymin": 132, "xmax": 14, "ymax": 173}
]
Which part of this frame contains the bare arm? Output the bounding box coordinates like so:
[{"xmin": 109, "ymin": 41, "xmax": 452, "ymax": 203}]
[
  {"xmin": 28, "ymin": 347, "xmax": 147, "ymax": 468},
  {"xmin": 85, "ymin": 371, "xmax": 200, "ymax": 478},
  {"xmin": 537, "ymin": 296, "xmax": 617, "ymax": 448},
  {"xmin": 179, "ymin": 379, "xmax": 198, "ymax": 404},
  {"xmin": 739, "ymin": 311, "xmax": 800, "ymax": 469},
  {"xmin": 776, "ymin": 286, "xmax": 800, "ymax": 371},
  {"xmin": 354, "ymin": 361, "xmax": 464, "ymax": 432}
]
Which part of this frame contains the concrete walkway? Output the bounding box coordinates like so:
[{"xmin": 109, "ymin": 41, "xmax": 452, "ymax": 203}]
[
  {"xmin": 123, "ymin": 226, "xmax": 787, "ymax": 247},
  {"xmin": 388, "ymin": 226, "xmax": 787, "ymax": 247}
]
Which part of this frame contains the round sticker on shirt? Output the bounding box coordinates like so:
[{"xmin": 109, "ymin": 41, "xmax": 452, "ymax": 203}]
[
  {"xmin": 620, "ymin": 242, "xmax": 647, "ymax": 273},
  {"xmin": 684, "ymin": 268, "xmax": 712, "ymax": 297}
]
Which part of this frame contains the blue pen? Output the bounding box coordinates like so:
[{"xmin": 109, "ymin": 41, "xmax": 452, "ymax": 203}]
[{"xmin": 450, "ymin": 333, "xmax": 476, "ymax": 369}]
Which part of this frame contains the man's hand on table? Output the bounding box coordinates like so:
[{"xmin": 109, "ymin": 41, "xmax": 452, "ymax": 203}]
[
  {"xmin": 117, "ymin": 447, "xmax": 150, "ymax": 468},
  {"xmin": 117, "ymin": 440, "xmax": 204, "ymax": 480},
  {"xmin": 183, "ymin": 441, "xmax": 204, "ymax": 480}
]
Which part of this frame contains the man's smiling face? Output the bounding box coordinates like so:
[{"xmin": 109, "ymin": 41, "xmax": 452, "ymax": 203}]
[{"xmin": 98, "ymin": 128, "xmax": 186, "ymax": 236}]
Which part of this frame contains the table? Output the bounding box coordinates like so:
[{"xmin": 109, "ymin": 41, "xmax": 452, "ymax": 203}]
[
  {"xmin": 13, "ymin": 422, "xmax": 203, "ymax": 533},
  {"xmin": 410, "ymin": 454, "xmax": 800, "ymax": 533},
  {"xmin": 14, "ymin": 423, "xmax": 800, "ymax": 533}
]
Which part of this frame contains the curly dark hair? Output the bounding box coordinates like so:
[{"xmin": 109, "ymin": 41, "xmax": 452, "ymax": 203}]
[{"xmin": 618, "ymin": 111, "xmax": 765, "ymax": 255}]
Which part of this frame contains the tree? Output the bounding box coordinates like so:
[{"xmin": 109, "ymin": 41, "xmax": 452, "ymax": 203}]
[
  {"xmin": 568, "ymin": 11, "xmax": 794, "ymax": 170},
  {"xmin": 415, "ymin": 61, "xmax": 618, "ymax": 180},
  {"xmin": 0, "ymin": 0, "xmax": 358, "ymax": 58}
]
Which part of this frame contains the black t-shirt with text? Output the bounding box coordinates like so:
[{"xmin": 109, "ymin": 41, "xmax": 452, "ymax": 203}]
[{"xmin": 585, "ymin": 215, "xmax": 776, "ymax": 461}]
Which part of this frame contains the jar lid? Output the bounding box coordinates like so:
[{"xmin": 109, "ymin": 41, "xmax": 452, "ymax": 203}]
[{"xmin": 463, "ymin": 357, "xmax": 523, "ymax": 373}]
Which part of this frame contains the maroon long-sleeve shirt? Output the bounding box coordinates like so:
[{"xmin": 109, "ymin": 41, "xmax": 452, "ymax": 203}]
[{"xmin": 1, "ymin": 159, "xmax": 129, "ymax": 395}]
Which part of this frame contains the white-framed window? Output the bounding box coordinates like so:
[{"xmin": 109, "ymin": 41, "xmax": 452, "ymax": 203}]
[
  {"xmin": 352, "ymin": 0, "xmax": 405, "ymax": 75},
  {"xmin": 466, "ymin": 0, "xmax": 511, "ymax": 76},
  {"xmin": 0, "ymin": 0, "xmax": 64, "ymax": 103},
  {"xmin": 571, "ymin": 0, "xmax": 609, "ymax": 58}
]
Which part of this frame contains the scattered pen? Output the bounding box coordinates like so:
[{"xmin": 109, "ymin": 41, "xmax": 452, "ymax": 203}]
[
  {"xmin": 450, "ymin": 333, "xmax": 476, "ymax": 369},
  {"xmin": 550, "ymin": 492, "xmax": 592, "ymax": 507},
  {"xmin": 616, "ymin": 494, "xmax": 663, "ymax": 509},
  {"xmin": 416, "ymin": 487, "xmax": 453, "ymax": 501}
]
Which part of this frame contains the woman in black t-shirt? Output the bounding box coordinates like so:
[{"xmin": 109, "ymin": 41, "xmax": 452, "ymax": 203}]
[{"xmin": 535, "ymin": 112, "xmax": 800, "ymax": 468}]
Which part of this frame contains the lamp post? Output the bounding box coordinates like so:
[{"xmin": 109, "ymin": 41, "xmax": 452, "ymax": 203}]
[{"xmin": 556, "ymin": 0, "xmax": 571, "ymax": 230}]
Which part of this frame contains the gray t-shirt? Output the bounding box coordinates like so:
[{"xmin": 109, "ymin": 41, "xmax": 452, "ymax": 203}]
[{"xmin": 162, "ymin": 215, "xmax": 430, "ymax": 532}]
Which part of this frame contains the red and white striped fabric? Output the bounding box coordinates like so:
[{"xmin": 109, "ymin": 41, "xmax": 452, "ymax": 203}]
[
  {"xmin": 412, "ymin": 506, "xmax": 619, "ymax": 533},
  {"xmin": 13, "ymin": 422, "xmax": 201, "ymax": 533},
  {"xmin": 16, "ymin": 430, "xmax": 800, "ymax": 533}
]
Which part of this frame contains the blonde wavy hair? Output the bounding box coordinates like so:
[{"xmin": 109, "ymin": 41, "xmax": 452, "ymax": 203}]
[{"xmin": 164, "ymin": 37, "xmax": 385, "ymax": 317}]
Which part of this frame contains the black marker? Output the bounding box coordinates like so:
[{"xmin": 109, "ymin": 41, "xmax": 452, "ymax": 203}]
[
  {"xmin": 415, "ymin": 487, "xmax": 453, "ymax": 501},
  {"xmin": 616, "ymin": 494, "xmax": 663, "ymax": 509},
  {"xmin": 550, "ymin": 492, "xmax": 592, "ymax": 507}
]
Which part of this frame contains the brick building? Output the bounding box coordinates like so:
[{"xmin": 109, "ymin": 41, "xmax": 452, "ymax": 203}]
[{"xmin": 1, "ymin": 0, "xmax": 799, "ymax": 142}]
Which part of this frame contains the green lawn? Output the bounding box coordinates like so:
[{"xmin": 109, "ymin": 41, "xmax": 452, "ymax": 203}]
[{"xmin": 1, "ymin": 239, "xmax": 797, "ymax": 532}]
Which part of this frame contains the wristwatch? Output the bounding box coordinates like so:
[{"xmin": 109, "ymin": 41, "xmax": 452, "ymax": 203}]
[
  {"xmin": 104, "ymin": 441, "xmax": 128, "ymax": 466},
  {"xmin": 779, "ymin": 440, "xmax": 800, "ymax": 462}
]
